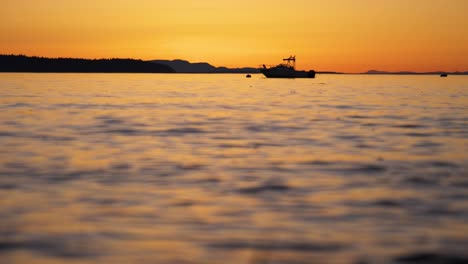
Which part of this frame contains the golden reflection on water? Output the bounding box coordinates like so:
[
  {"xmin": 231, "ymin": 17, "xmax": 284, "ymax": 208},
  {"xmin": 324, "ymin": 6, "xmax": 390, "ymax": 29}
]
[{"xmin": 0, "ymin": 73, "xmax": 467, "ymax": 263}]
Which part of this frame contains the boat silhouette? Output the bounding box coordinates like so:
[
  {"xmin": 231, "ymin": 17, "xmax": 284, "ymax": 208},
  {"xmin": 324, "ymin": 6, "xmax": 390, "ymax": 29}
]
[{"xmin": 260, "ymin": 56, "xmax": 315, "ymax": 78}]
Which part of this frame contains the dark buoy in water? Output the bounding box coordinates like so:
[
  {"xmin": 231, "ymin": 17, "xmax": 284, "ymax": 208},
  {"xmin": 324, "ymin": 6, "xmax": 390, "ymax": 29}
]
[
  {"xmin": 440, "ymin": 73, "xmax": 448, "ymax": 77},
  {"xmin": 246, "ymin": 74, "xmax": 251, "ymax": 78}
]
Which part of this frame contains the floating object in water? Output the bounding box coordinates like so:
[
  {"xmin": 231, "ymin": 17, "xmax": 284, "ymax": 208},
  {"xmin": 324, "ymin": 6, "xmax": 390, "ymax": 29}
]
[
  {"xmin": 260, "ymin": 56, "xmax": 315, "ymax": 78},
  {"xmin": 440, "ymin": 73, "xmax": 448, "ymax": 77},
  {"xmin": 246, "ymin": 74, "xmax": 251, "ymax": 78}
]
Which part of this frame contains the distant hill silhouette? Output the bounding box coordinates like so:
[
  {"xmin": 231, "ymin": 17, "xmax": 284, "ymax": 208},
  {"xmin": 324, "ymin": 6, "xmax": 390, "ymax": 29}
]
[
  {"xmin": 0, "ymin": 55, "xmax": 175, "ymax": 73},
  {"xmin": 363, "ymin": 69, "xmax": 468, "ymax": 75},
  {"xmin": 150, "ymin": 59, "xmax": 260, "ymax": 73}
]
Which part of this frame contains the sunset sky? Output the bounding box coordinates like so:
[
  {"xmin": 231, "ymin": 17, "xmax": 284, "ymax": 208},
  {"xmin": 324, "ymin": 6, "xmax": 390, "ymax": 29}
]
[{"xmin": 1, "ymin": 0, "xmax": 467, "ymax": 72}]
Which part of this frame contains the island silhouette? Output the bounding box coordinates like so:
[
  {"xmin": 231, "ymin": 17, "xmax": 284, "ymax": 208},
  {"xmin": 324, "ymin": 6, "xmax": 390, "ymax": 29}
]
[
  {"xmin": 0, "ymin": 55, "xmax": 175, "ymax": 73},
  {"xmin": 150, "ymin": 59, "xmax": 260, "ymax": 73}
]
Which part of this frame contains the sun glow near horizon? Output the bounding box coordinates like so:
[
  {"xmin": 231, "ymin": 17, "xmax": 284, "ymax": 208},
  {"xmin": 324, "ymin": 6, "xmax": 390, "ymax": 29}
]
[{"xmin": 1, "ymin": 0, "xmax": 467, "ymax": 72}]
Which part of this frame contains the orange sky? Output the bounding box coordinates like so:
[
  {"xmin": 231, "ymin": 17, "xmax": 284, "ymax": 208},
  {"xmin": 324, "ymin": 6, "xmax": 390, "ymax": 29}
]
[{"xmin": 1, "ymin": 0, "xmax": 467, "ymax": 72}]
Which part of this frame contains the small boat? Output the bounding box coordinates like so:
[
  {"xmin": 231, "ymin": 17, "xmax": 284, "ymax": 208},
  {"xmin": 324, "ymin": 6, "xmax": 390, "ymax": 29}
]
[
  {"xmin": 440, "ymin": 73, "xmax": 448, "ymax": 77},
  {"xmin": 260, "ymin": 56, "xmax": 315, "ymax": 78},
  {"xmin": 246, "ymin": 74, "xmax": 251, "ymax": 78}
]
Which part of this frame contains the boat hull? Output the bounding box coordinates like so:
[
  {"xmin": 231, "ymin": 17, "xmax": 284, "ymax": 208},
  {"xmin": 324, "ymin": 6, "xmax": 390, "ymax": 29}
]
[{"xmin": 260, "ymin": 68, "xmax": 315, "ymax": 78}]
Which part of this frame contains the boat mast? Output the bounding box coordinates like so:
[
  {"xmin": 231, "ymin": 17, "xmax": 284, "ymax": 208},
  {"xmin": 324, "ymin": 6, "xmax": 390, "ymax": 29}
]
[{"xmin": 283, "ymin": 55, "xmax": 296, "ymax": 69}]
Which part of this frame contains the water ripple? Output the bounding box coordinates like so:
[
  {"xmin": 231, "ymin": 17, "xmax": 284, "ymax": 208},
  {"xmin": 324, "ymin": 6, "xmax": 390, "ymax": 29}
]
[{"xmin": 0, "ymin": 73, "xmax": 467, "ymax": 264}]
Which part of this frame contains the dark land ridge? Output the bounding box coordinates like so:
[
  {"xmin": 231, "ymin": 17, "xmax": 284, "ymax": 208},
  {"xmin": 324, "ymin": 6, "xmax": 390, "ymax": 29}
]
[{"xmin": 0, "ymin": 55, "xmax": 175, "ymax": 73}]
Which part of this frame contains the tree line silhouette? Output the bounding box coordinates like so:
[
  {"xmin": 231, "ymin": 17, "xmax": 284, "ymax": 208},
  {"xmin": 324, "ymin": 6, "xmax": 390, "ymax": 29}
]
[{"xmin": 0, "ymin": 55, "xmax": 175, "ymax": 73}]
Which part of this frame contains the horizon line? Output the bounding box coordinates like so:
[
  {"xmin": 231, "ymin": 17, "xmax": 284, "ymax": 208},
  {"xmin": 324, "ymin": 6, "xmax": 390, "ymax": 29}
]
[{"xmin": 1, "ymin": 54, "xmax": 467, "ymax": 74}]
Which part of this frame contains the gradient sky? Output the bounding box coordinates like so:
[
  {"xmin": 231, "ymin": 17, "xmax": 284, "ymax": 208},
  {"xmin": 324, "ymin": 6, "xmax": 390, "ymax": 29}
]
[{"xmin": 1, "ymin": 0, "xmax": 467, "ymax": 72}]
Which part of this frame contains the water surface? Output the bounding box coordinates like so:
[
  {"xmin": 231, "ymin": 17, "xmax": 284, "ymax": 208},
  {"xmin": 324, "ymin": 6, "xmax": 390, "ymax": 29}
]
[{"xmin": 1, "ymin": 73, "xmax": 467, "ymax": 264}]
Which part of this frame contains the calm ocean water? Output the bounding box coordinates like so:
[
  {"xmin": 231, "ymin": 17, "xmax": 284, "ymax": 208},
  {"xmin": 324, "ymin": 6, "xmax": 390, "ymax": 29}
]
[{"xmin": 0, "ymin": 73, "xmax": 467, "ymax": 264}]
